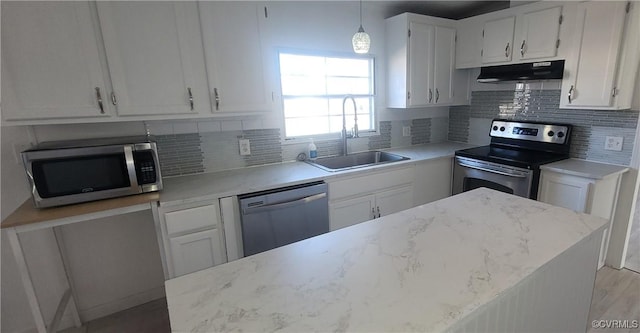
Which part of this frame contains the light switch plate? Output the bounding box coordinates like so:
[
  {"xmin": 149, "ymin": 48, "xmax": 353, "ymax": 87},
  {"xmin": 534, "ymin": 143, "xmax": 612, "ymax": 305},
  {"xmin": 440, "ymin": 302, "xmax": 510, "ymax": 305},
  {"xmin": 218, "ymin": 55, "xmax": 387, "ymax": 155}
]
[
  {"xmin": 239, "ymin": 139, "xmax": 251, "ymax": 155},
  {"xmin": 604, "ymin": 136, "xmax": 623, "ymax": 151},
  {"xmin": 402, "ymin": 126, "xmax": 411, "ymax": 137}
]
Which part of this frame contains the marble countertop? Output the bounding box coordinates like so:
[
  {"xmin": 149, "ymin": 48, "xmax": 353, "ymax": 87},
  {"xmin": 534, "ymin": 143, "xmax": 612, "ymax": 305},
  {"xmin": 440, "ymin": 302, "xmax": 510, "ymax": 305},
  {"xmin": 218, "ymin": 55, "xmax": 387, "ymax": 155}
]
[
  {"xmin": 541, "ymin": 158, "xmax": 629, "ymax": 179},
  {"xmin": 165, "ymin": 188, "xmax": 608, "ymax": 332},
  {"xmin": 159, "ymin": 142, "xmax": 475, "ymax": 207}
]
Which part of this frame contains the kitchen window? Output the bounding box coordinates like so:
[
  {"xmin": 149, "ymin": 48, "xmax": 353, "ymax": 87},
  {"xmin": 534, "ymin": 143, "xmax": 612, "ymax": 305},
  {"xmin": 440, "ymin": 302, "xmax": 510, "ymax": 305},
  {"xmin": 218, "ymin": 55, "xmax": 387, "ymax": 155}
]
[{"xmin": 278, "ymin": 51, "xmax": 375, "ymax": 138}]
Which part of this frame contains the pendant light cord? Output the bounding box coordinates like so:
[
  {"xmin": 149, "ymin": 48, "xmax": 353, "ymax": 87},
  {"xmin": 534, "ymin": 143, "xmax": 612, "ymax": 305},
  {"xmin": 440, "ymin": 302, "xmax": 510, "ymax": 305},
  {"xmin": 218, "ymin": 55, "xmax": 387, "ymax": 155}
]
[{"xmin": 359, "ymin": 0, "xmax": 363, "ymax": 27}]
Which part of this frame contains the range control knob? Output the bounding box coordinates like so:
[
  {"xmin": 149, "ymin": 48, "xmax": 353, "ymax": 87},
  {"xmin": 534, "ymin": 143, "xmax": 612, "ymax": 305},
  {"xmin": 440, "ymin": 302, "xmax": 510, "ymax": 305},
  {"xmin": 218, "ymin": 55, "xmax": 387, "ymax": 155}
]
[
  {"xmin": 492, "ymin": 126, "xmax": 498, "ymax": 131},
  {"xmin": 547, "ymin": 131, "xmax": 555, "ymax": 137},
  {"xmin": 499, "ymin": 126, "xmax": 506, "ymax": 132},
  {"xmin": 557, "ymin": 131, "xmax": 565, "ymax": 138}
]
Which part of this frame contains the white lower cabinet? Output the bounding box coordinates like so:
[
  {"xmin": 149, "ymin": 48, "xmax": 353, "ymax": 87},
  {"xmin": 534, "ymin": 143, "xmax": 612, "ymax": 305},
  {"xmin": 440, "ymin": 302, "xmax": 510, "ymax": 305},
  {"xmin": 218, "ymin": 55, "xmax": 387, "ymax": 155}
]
[
  {"xmin": 154, "ymin": 201, "xmax": 227, "ymax": 279},
  {"xmin": 330, "ymin": 194, "xmax": 376, "ymax": 231},
  {"xmin": 538, "ymin": 168, "xmax": 625, "ymax": 269},
  {"xmin": 328, "ymin": 166, "xmax": 414, "ymax": 231},
  {"xmin": 413, "ymin": 157, "xmax": 453, "ymax": 206}
]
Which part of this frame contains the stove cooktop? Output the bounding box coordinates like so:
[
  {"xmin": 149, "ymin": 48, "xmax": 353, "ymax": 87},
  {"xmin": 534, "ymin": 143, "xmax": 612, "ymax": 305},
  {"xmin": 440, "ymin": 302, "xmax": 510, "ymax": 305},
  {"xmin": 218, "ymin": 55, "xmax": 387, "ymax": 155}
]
[{"xmin": 455, "ymin": 145, "xmax": 569, "ymax": 170}]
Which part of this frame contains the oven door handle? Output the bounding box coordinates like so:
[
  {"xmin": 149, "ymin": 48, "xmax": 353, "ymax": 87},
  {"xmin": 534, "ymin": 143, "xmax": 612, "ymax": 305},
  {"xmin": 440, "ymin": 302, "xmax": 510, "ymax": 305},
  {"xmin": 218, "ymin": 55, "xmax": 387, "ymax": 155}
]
[{"xmin": 458, "ymin": 160, "xmax": 528, "ymax": 178}]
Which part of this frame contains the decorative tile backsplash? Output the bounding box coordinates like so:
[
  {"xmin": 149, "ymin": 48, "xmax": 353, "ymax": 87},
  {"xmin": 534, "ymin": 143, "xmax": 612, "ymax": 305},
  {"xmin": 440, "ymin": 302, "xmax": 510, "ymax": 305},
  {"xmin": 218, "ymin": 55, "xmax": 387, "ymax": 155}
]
[
  {"xmin": 449, "ymin": 89, "xmax": 639, "ymax": 165},
  {"xmin": 156, "ymin": 117, "xmax": 447, "ymax": 177}
]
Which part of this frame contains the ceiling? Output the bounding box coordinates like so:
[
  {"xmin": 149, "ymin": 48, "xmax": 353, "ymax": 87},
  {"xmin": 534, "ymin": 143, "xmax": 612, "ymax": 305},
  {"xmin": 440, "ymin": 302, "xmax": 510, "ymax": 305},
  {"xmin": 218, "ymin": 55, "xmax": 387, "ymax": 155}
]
[{"xmin": 375, "ymin": 1, "xmax": 513, "ymax": 20}]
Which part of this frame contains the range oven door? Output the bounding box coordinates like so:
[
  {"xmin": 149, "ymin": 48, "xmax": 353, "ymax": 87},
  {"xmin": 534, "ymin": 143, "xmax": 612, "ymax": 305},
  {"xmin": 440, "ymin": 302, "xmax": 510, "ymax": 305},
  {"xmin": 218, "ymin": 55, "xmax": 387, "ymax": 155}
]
[{"xmin": 453, "ymin": 156, "xmax": 534, "ymax": 198}]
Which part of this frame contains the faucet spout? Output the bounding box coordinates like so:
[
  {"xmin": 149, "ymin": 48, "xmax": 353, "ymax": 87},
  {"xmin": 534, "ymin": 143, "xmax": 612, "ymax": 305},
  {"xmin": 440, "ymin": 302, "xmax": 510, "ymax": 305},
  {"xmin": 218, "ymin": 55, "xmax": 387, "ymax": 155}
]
[{"xmin": 342, "ymin": 95, "xmax": 359, "ymax": 156}]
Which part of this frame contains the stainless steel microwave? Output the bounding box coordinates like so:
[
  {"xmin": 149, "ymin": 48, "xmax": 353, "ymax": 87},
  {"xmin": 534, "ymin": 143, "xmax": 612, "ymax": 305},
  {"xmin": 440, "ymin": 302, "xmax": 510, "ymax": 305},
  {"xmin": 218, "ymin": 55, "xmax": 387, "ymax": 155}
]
[{"xmin": 21, "ymin": 136, "xmax": 162, "ymax": 208}]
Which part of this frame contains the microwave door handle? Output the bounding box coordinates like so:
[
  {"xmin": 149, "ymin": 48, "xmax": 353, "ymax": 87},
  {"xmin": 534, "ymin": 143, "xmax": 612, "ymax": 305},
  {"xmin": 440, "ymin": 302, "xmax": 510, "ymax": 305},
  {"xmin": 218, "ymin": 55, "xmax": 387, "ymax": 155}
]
[
  {"xmin": 458, "ymin": 161, "xmax": 527, "ymax": 178},
  {"xmin": 243, "ymin": 193, "xmax": 327, "ymax": 215},
  {"xmin": 124, "ymin": 145, "xmax": 140, "ymax": 191}
]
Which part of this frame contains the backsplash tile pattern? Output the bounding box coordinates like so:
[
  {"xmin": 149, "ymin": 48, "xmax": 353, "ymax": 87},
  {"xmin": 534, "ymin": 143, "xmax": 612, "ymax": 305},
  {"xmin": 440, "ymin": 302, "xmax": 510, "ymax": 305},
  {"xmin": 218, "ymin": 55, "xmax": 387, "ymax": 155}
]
[
  {"xmin": 411, "ymin": 118, "xmax": 431, "ymax": 145},
  {"xmin": 449, "ymin": 89, "xmax": 639, "ymax": 165},
  {"xmin": 155, "ymin": 134, "xmax": 205, "ymax": 177},
  {"xmin": 368, "ymin": 121, "xmax": 392, "ymax": 150},
  {"xmin": 241, "ymin": 129, "xmax": 282, "ymax": 166},
  {"xmin": 157, "ymin": 117, "xmax": 444, "ymax": 177}
]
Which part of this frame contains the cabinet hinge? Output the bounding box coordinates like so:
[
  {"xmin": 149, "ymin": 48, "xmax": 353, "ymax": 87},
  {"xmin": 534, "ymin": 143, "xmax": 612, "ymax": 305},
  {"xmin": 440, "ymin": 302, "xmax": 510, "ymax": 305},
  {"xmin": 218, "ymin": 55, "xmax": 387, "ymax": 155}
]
[
  {"xmin": 626, "ymin": 2, "xmax": 631, "ymax": 13},
  {"xmin": 482, "ymin": 30, "xmax": 484, "ymax": 37},
  {"xmin": 264, "ymin": 6, "xmax": 268, "ymax": 18},
  {"xmin": 408, "ymin": 29, "xmax": 411, "ymax": 38},
  {"xmin": 407, "ymin": 91, "xmax": 411, "ymax": 100},
  {"xmin": 612, "ymin": 87, "xmax": 618, "ymax": 97},
  {"xmin": 559, "ymin": 14, "xmax": 563, "ymax": 25},
  {"xmin": 556, "ymin": 39, "xmax": 560, "ymax": 49}
]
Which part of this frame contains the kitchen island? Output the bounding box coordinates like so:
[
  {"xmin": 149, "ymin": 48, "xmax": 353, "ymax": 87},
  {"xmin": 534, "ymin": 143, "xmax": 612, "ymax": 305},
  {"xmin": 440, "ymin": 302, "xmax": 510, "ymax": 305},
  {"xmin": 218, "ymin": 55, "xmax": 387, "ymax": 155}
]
[{"xmin": 165, "ymin": 188, "xmax": 608, "ymax": 332}]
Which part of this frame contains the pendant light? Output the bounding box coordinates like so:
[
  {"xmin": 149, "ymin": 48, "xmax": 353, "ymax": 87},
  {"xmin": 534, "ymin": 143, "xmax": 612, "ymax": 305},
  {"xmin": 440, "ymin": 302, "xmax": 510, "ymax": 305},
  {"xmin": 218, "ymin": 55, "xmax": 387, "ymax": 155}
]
[{"xmin": 352, "ymin": 0, "xmax": 370, "ymax": 54}]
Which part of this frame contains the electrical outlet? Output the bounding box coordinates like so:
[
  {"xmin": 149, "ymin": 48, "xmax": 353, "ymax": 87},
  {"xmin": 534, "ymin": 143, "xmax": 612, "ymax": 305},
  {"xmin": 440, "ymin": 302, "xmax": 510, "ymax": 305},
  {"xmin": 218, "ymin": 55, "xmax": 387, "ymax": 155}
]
[
  {"xmin": 604, "ymin": 136, "xmax": 623, "ymax": 151},
  {"xmin": 402, "ymin": 126, "xmax": 411, "ymax": 137},
  {"xmin": 239, "ymin": 139, "xmax": 251, "ymax": 156}
]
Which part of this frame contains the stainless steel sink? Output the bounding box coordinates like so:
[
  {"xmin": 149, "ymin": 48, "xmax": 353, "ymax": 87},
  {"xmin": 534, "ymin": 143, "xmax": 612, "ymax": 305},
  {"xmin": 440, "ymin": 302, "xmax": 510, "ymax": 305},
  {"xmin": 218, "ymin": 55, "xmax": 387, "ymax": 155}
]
[{"xmin": 306, "ymin": 151, "xmax": 410, "ymax": 172}]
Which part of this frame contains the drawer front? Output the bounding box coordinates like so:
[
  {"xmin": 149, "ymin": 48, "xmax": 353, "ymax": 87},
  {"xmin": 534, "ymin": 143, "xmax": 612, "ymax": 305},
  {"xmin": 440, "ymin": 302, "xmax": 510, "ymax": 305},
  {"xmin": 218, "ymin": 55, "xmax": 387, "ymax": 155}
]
[
  {"xmin": 165, "ymin": 203, "xmax": 218, "ymax": 235},
  {"xmin": 329, "ymin": 166, "xmax": 413, "ymax": 201}
]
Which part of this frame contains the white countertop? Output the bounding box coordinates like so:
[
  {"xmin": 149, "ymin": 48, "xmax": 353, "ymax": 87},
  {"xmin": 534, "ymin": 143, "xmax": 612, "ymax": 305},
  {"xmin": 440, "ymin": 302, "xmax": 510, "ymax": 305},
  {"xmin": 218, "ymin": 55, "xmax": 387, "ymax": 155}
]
[
  {"xmin": 165, "ymin": 188, "xmax": 608, "ymax": 332},
  {"xmin": 159, "ymin": 142, "xmax": 475, "ymax": 206},
  {"xmin": 541, "ymin": 158, "xmax": 629, "ymax": 179}
]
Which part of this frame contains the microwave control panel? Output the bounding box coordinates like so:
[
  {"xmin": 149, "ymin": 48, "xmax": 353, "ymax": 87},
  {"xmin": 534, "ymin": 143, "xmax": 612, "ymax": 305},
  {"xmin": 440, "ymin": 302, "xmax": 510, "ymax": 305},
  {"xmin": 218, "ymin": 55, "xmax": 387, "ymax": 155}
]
[{"xmin": 133, "ymin": 151, "xmax": 157, "ymax": 184}]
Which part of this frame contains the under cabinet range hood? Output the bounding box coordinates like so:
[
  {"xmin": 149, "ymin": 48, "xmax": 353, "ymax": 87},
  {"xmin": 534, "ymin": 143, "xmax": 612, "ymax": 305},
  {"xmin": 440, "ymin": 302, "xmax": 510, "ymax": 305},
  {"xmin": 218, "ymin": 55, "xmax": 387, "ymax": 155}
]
[{"xmin": 477, "ymin": 60, "xmax": 565, "ymax": 83}]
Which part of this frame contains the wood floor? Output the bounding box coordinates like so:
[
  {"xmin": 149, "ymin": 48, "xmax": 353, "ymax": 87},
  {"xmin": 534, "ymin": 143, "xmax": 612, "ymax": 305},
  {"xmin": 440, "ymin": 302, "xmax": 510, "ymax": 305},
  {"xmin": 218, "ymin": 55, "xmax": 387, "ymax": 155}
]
[
  {"xmin": 588, "ymin": 267, "xmax": 640, "ymax": 333},
  {"xmin": 61, "ymin": 268, "xmax": 639, "ymax": 333}
]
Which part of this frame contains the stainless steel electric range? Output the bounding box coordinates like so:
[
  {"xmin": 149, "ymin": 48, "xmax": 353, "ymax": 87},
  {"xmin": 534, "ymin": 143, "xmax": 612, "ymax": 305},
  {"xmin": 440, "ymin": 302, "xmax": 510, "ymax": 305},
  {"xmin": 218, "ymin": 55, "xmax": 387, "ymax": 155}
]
[{"xmin": 453, "ymin": 119, "xmax": 572, "ymax": 200}]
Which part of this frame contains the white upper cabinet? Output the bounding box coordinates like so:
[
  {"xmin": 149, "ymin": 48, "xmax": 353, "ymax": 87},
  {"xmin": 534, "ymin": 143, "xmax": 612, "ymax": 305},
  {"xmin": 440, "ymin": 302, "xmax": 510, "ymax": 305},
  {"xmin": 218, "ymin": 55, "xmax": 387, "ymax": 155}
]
[
  {"xmin": 1, "ymin": 1, "xmax": 110, "ymax": 121},
  {"xmin": 481, "ymin": 16, "xmax": 515, "ymax": 64},
  {"xmin": 515, "ymin": 7, "xmax": 562, "ymax": 61},
  {"xmin": 560, "ymin": 1, "xmax": 633, "ymax": 109},
  {"xmin": 199, "ymin": 2, "xmax": 273, "ymax": 113},
  {"xmin": 97, "ymin": 2, "xmax": 210, "ymax": 116},
  {"xmin": 386, "ymin": 13, "xmax": 468, "ymax": 108},
  {"xmin": 455, "ymin": 18, "xmax": 483, "ymax": 69},
  {"xmin": 457, "ymin": 3, "xmax": 566, "ymax": 68},
  {"xmin": 407, "ymin": 21, "xmax": 434, "ymax": 107},
  {"xmin": 433, "ymin": 26, "xmax": 456, "ymax": 105}
]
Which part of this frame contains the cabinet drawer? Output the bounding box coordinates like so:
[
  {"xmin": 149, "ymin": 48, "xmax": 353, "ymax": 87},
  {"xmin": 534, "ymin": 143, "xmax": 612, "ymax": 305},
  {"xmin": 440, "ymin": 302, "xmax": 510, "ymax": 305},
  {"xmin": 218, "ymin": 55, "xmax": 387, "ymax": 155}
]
[
  {"xmin": 165, "ymin": 204, "xmax": 218, "ymax": 235},
  {"xmin": 329, "ymin": 166, "xmax": 413, "ymax": 200}
]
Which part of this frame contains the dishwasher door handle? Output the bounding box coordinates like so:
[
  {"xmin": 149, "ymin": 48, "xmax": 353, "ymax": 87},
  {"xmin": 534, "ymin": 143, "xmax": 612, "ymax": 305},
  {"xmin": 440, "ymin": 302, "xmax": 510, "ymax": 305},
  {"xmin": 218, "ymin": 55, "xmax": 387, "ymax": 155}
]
[{"xmin": 243, "ymin": 193, "xmax": 327, "ymax": 215}]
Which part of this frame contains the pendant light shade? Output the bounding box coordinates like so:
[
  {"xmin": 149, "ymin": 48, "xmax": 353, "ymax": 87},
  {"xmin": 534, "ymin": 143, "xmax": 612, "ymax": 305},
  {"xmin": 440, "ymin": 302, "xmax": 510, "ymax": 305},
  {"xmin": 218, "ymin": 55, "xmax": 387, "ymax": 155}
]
[{"xmin": 352, "ymin": 0, "xmax": 370, "ymax": 54}]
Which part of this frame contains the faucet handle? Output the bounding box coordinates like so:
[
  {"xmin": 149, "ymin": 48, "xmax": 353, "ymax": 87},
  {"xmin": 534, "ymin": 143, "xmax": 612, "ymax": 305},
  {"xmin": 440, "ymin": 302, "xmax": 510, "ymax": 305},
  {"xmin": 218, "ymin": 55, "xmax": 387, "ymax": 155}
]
[{"xmin": 352, "ymin": 124, "xmax": 359, "ymax": 138}]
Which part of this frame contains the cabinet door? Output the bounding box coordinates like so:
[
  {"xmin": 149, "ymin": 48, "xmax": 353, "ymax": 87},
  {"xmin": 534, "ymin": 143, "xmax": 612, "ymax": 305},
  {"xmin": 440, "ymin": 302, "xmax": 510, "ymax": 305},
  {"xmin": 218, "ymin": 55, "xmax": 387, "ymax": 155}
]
[
  {"xmin": 538, "ymin": 172, "xmax": 591, "ymax": 213},
  {"xmin": 169, "ymin": 228, "xmax": 226, "ymax": 277},
  {"xmin": 413, "ymin": 158, "xmax": 453, "ymax": 206},
  {"xmin": 559, "ymin": 2, "xmax": 627, "ymax": 109},
  {"xmin": 375, "ymin": 186, "xmax": 414, "ymax": 218},
  {"xmin": 455, "ymin": 19, "xmax": 483, "ymax": 69},
  {"xmin": 199, "ymin": 2, "xmax": 272, "ymax": 113},
  {"xmin": 97, "ymin": 2, "xmax": 210, "ymax": 116},
  {"xmin": 516, "ymin": 7, "xmax": 562, "ymax": 61},
  {"xmin": 408, "ymin": 21, "xmax": 434, "ymax": 107},
  {"xmin": 1, "ymin": 1, "xmax": 109, "ymax": 121},
  {"xmin": 482, "ymin": 16, "xmax": 515, "ymax": 64},
  {"xmin": 433, "ymin": 26, "xmax": 456, "ymax": 105},
  {"xmin": 329, "ymin": 194, "xmax": 375, "ymax": 231}
]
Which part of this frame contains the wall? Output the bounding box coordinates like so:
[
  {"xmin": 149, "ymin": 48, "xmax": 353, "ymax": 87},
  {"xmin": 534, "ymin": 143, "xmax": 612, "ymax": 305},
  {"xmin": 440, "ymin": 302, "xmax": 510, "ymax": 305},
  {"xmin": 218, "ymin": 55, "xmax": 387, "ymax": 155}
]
[{"xmin": 448, "ymin": 74, "xmax": 639, "ymax": 165}]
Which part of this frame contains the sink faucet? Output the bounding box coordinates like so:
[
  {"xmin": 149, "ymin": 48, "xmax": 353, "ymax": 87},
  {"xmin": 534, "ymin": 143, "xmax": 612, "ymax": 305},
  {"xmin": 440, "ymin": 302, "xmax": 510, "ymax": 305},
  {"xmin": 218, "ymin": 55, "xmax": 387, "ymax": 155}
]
[{"xmin": 341, "ymin": 95, "xmax": 359, "ymax": 156}]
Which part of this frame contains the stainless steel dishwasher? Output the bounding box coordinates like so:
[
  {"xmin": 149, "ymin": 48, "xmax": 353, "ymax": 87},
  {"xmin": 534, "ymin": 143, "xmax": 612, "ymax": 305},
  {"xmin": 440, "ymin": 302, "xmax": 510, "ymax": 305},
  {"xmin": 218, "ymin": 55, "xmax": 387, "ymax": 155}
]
[{"xmin": 238, "ymin": 181, "xmax": 329, "ymax": 257}]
